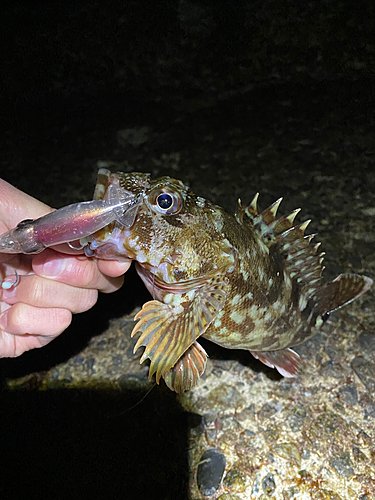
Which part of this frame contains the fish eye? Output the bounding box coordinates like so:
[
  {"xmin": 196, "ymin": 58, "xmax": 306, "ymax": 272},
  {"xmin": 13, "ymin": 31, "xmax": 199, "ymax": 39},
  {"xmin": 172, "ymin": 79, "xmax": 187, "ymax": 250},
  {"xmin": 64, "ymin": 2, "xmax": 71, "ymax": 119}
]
[
  {"xmin": 150, "ymin": 189, "xmax": 182, "ymax": 214},
  {"xmin": 157, "ymin": 193, "xmax": 173, "ymax": 209}
]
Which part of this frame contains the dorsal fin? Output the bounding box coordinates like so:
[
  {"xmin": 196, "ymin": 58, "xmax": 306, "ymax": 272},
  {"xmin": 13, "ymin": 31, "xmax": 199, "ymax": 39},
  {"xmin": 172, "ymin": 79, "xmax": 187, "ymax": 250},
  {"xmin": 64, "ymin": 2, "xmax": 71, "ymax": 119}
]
[
  {"xmin": 245, "ymin": 192, "xmax": 259, "ymax": 217},
  {"xmin": 273, "ymin": 208, "xmax": 301, "ymax": 235},
  {"xmin": 240, "ymin": 194, "xmax": 373, "ymax": 302},
  {"xmin": 260, "ymin": 197, "xmax": 283, "ymax": 224},
  {"xmin": 242, "ymin": 195, "xmax": 324, "ymax": 297}
]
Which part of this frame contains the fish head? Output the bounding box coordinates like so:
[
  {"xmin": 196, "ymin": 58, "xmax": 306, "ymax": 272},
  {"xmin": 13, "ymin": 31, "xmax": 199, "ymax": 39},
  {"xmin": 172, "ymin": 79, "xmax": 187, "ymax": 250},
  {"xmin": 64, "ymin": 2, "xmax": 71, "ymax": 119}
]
[{"xmin": 88, "ymin": 171, "xmax": 232, "ymax": 286}]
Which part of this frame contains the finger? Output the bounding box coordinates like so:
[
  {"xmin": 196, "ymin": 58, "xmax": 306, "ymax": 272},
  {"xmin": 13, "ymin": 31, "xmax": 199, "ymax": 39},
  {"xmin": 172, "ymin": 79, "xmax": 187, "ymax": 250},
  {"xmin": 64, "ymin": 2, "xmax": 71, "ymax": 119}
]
[
  {"xmin": 0, "ymin": 329, "xmax": 53, "ymax": 358},
  {"xmin": 0, "ymin": 303, "xmax": 72, "ymax": 337},
  {"xmin": 97, "ymin": 259, "xmax": 132, "ymax": 278},
  {"xmin": 32, "ymin": 249, "xmax": 125, "ymax": 293},
  {"xmin": 0, "ymin": 179, "xmax": 52, "ymax": 228},
  {"xmin": 2, "ymin": 274, "xmax": 99, "ymax": 314}
]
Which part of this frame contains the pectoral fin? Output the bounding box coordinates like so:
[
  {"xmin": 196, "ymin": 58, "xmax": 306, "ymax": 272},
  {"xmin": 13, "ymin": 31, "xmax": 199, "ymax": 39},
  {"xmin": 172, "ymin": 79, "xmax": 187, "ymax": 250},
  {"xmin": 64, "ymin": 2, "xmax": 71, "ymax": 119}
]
[
  {"xmin": 250, "ymin": 348, "xmax": 301, "ymax": 377},
  {"xmin": 132, "ymin": 277, "xmax": 228, "ymax": 383}
]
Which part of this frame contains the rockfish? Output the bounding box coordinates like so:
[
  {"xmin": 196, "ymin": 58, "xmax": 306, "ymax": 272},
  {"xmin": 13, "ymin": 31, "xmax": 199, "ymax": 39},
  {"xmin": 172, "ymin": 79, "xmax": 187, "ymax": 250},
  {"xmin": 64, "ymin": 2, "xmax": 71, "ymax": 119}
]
[{"xmin": 87, "ymin": 169, "xmax": 373, "ymax": 392}]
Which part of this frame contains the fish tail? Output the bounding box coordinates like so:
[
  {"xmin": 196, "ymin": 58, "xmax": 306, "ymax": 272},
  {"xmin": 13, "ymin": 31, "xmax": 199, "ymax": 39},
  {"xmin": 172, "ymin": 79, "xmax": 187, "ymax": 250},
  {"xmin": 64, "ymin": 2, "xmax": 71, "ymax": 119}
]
[{"xmin": 313, "ymin": 273, "xmax": 373, "ymax": 318}]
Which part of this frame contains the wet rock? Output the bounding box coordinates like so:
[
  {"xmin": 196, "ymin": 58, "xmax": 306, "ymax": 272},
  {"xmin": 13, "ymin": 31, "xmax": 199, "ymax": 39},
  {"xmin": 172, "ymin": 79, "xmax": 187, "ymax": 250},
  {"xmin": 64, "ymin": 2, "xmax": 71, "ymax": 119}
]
[
  {"xmin": 352, "ymin": 445, "xmax": 367, "ymax": 464},
  {"xmin": 206, "ymin": 384, "xmax": 245, "ymax": 409},
  {"xmin": 324, "ymin": 344, "xmax": 340, "ymax": 361},
  {"xmin": 320, "ymin": 360, "xmax": 342, "ymax": 379},
  {"xmin": 111, "ymin": 354, "xmax": 123, "ymax": 366},
  {"xmin": 263, "ymin": 424, "xmax": 280, "ymax": 444},
  {"xmin": 72, "ymin": 355, "xmax": 84, "ymax": 365},
  {"xmin": 51, "ymin": 370, "xmax": 60, "ymax": 381},
  {"xmin": 262, "ymin": 473, "xmax": 276, "ymax": 495},
  {"xmin": 308, "ymin": 411, "xmax": 350, "ymax": 453},
  {"xmin": 125, "ymin": 345, "xmax": 141, "ymax": 360},
  {"xmin": 197, "ymin": 449, "xmax": 226, "ymax": 497},
  {"xmin": 117, "ymin": 371, "xmax": 150, "ymax": 389},
  {"xmin": 217, "ymin": 495, "xmax": 241, "ymax": 500},
  {"xmin": 236, "ymin": 404, "xmax": 255, "ymax": 422},
  {"xmin": 287, "ymin": 403, "xmax": 308, "ymax": 432},
  {"xmin": 358, "ymin": 394, "xmax": 375, "ymax": 419},
  {"xmin": 356, "ymin": 330, "xmax": 375, "ymax": 356},
  {"xmin": 351, "ymin": 357, "xmax": 375, "ymax": 393},
  {"xmin": 223, "ymin": 467, "xmax": 247, "ymax": 492},
  {"xmin": 273, "ymin": 442, "xmax": 301, "ymax": 466},
  {"xmin": 320, "ymin": 491, "xmax": 342, "ymax": 500},
  {"xmin": 338, "ymin": 384, "xmax": 358, "ymax": 407},
  {"xmin": 85, "ymin": 358, "xmax": 95, "ymax": 370},
  {"xmin": 221, "ymin": 416, "xmax": 243, "ymax": 432},
  {"xmin": 258, "ymin": 402, "xmax": 278, "ymax": 419},
  {"xmin": 244, "ymin": 429, "xmax": 256, "ymax": 438},
  {"xmin": 330, "ymin": 452, "xmax": 354, "ymax": 479}
]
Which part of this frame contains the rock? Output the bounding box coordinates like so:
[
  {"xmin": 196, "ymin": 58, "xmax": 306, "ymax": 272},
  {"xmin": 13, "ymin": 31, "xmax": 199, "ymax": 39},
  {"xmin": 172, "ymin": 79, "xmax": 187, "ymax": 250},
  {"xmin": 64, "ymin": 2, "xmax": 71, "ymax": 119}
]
[{"xmin": 197, "ymin": 449, "xmax": 226, "ymax": 497}]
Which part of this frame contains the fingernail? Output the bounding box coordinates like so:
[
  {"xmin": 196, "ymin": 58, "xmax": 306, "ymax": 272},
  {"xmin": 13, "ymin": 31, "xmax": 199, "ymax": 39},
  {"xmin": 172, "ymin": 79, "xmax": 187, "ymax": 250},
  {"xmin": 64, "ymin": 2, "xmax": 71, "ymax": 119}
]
[
  {"xmin": 2, "ymin": 284, "xmax": 16, "ymax": 298},
  {"xmin": 41, "ymin": 255, "xmax": 66, "ymax": 277},
  {"xmin": 0, "ymin": 311, "xmax": 8, "ymax": 330}
]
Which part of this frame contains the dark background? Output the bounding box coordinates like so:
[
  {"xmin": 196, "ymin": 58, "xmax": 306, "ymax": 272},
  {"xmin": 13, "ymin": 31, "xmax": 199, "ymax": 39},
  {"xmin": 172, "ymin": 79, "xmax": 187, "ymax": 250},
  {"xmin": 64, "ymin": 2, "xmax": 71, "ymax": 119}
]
[{"xmin": 1, "ymin": 1, "xmax": 374, "ymax": 498}]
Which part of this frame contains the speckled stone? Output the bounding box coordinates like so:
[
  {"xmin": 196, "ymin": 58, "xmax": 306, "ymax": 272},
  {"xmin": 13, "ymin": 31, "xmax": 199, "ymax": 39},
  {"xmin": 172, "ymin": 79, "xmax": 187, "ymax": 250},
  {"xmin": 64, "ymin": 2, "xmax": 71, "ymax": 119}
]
[
  {"xmin": 356, "ymin": 330, "xmax": 375, "ymax": 355},
  {"xmin": 329, "ymin": 452, "xmax": 354, "ymax": 479},
  {"xmin": 286, "ymin": 403, "xmax": 308, "ymax": 432},
  {"xmin": 223, "ymin": 467, "xmax": 247, "ymax": 493},
  {"xmin": 262, "ymin": 472, "xmax": 276, "ymax": 495},
  {"xmin": 217, "ymin": 495, "xmax": 241, "ymax": 500},
  {"xmin": 273, "ymin": 443, "xmax": 301, "ymax": 466},
  {"xmin": 196, "ymin": 449, "xmax": 226, "ymax": 497},
  {"xmin": 338, "ymin": 384, "xmax": 358, "ymax": 407},
  {"xmin": 351, "ymin": 357, "xmax": 375, "ymax": 393}
]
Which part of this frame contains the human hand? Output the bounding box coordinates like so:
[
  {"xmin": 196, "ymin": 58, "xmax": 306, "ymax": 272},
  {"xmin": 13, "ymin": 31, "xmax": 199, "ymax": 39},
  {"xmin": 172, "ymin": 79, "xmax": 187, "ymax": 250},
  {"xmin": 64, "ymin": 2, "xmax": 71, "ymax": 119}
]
[{"xmin": 0, "ymin": 179, "xmax": 131, "ymax": 357}]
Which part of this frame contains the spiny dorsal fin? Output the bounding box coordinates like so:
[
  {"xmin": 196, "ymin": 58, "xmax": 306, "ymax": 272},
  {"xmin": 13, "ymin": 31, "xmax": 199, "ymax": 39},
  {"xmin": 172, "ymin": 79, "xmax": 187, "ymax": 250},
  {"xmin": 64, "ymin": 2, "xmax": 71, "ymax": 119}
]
[
  {"xmin": 245, "ymin": 192, "xmax": 259, "ymax": 217},
  {"xmin": 273, "ymin": 208, "xmax": 301, "ymax": 235},
  {"xmin": 242, "ymin": 195, "xmax": 324, "ymax": 297},
  {"xmin": 235, "ymin": 198, "xmax": 245, "ymax": 223},
  {"xmin": 241, "ymin": 194, "xmax": 373, "ymax": 321},
  {"xmin": 260, "ymin": 197, "xmax": 283, "ymax": 224}
]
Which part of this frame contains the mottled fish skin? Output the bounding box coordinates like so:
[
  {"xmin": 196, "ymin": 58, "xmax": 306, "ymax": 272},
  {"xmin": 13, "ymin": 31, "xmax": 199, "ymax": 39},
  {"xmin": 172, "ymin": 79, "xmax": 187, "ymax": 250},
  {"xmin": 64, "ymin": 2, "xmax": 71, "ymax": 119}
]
[{"xmin": 88, "ymin": 169, "xmax": 373, "ymax": 392}]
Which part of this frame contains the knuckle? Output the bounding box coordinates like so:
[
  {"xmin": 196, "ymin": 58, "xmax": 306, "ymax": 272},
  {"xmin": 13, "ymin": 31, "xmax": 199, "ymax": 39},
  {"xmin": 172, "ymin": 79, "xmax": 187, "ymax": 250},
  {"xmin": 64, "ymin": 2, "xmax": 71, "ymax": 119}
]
[
  {"xmin": 9, "ymin": 304, "xmax": 29, "ymax": 332},
  {"xmin": 73, "ymin": 261, "xmax": 98, "ymax": 288}
]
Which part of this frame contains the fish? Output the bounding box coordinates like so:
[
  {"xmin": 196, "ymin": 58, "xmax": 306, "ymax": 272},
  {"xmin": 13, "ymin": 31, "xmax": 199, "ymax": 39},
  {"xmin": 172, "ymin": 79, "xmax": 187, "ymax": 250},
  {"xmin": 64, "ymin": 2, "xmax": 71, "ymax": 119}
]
[{"xmin": 87, "ymin": 169, "xmax": 373, "ymax": 393}]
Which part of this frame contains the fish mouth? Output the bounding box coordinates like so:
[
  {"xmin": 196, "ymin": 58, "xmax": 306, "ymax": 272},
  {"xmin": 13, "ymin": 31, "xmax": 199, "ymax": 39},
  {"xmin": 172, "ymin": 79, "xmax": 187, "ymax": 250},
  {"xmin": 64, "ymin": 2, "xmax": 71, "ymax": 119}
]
[{"xmin": 135, "ymin": 262, "xmax": 214, "ymax": 297}]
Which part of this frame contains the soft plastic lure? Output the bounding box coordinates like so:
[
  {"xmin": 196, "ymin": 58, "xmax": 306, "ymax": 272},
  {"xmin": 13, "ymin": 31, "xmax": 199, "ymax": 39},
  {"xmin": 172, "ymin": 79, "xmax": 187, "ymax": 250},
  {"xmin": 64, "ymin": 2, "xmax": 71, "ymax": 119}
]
[{"xmin": 0, "ymin": 181, "xmax": 142, "ymax": 288}]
